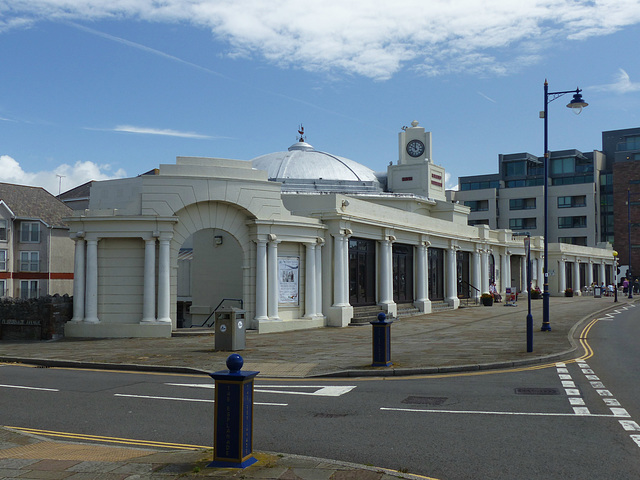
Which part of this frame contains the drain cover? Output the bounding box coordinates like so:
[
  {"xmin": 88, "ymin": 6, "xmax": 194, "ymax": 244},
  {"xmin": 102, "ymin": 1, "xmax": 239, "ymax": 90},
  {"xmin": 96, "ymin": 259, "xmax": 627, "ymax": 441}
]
[
  {"xmin": 313, "ymin": 413, "xmax": 349, "ymax": 418},
  {"xmin": 402, "ymin": 396, "xmax": 448, "ymax": 405},
  {"xmin": 514, "ymin": 387, "xmax": 561, "ymax": 395}
]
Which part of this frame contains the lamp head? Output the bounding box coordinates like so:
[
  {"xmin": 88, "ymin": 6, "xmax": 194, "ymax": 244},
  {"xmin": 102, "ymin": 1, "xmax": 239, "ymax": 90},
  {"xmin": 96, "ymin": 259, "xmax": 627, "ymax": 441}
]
[{"xmin": 567, "ymin": 89, "xmax": 588, "ymax": 115}]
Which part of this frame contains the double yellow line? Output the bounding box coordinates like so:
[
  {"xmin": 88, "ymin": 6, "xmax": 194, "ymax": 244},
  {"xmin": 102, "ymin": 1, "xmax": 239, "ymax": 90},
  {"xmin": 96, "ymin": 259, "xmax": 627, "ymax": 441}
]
[{"xmin": 5, "ymin": 426, "xmax": 208, "ymax": 450}]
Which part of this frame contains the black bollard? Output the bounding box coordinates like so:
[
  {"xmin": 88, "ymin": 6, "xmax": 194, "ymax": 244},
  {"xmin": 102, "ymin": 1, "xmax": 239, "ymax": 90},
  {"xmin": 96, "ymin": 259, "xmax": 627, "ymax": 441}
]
[
  {"xmin": 208, "ymin": 354, "xmax": 259, "ymax": 468},
  {"xmin": 371, "ymin": 312, "xmax": 393, "ymax": 367}
]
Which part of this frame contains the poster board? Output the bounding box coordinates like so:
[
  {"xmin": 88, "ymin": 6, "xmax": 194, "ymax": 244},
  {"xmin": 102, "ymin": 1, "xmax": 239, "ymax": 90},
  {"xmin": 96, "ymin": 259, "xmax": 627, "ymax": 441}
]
[{"xmin": 278, "ymin": 256, "xmax": 299, "ymax": 304}]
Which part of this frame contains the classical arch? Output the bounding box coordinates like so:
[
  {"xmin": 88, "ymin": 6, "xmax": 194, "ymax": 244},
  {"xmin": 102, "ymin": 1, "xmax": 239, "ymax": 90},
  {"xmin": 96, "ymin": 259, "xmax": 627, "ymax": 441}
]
[{"xmin": 171, "ymin": 201, "xmax": 255, "ymax": 324}]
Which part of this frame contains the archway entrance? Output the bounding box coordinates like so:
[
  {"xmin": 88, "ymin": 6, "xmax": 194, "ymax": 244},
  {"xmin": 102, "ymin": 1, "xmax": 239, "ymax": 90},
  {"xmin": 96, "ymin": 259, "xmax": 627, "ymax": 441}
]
[{"xmin": 177, "ymin": 228, "xmax": 243, "ymax": 328}]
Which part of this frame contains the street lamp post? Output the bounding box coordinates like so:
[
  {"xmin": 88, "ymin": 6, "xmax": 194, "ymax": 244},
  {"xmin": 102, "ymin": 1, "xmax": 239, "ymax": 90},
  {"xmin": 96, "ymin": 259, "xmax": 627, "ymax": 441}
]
[
  {"xmin": 541, "ymin": 80, "xmax": 588, "ymax": 332},
  {"xmin": 613, "ymin": 250, "xmax": 619, "ymax": 303},
  {"xmin": 628, "ymin": 188, "xmax": 633, "ymax": 299}
]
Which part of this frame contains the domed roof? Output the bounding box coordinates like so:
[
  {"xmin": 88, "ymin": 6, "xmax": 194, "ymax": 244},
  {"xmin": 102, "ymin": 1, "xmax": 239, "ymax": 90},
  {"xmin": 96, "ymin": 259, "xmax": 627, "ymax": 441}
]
[{"xmin": 252, "ymin": 140, "xmax": 382, "ymax": 194}]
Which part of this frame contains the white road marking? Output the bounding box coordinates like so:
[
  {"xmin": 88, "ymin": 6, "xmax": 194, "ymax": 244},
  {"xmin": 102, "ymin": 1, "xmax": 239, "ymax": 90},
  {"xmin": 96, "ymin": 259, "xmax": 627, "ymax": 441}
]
[
  {"xmin": 573, "ymin": 407, "xmax": 591, "ymax": 415},
  {"xmin": 165, "ymin": 383, "xmax": 357, "ymax": 397},
  {"xmin": 585, "ymin": 375, "xmax": 600, "ymax": 380},
  {"xmin": 569, "ymin": 398, "xmax": 585, "ymax": 406},
  {"xmin": 380, "ymin": 407, "xmax": 618, "ymax": 418},
  {"xmin": 604, "ymin": 399, "xmax": 621, "ymax": 406},
  {"xmin": 114, "ymin": 393, "xmax": 287, "ymax": 406},
  {"xmin": 619, "ymin": 421, "xmax": 640, "ymax": 431},
  {"xmin": 631, "ymin": 435, "xmax": 640, "ymax": 447},
  {"xmin": 561, "ymin": 380, "xmax": 576, "ymax": 388},
  {"xmin": 558, "ymin": 374, "xmax": 572, "ymax": 380},
  {"xmin": 596, "ymin": 389, "xmax": 613, "ymax": 397},
  {"xmin": 590, "ymin": 381, "xmax": 605, "ymax": 388},
  {"xmin": 565, "ymin": 388, "xmax": 580, "ymax": 396},
  {"xmin": 610, "ymin": 408, "xmax": 631, "ymax": 417},
  {"xmin": 0, "ymin": 384, "xmax": 59, "ymax": 392}
]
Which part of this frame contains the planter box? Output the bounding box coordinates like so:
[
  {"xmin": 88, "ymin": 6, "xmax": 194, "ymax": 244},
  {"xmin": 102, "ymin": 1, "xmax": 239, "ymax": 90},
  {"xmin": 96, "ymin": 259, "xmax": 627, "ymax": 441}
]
[{"xmin": 481, "ymin": 297, "xmax": 494, "ymax": 306}]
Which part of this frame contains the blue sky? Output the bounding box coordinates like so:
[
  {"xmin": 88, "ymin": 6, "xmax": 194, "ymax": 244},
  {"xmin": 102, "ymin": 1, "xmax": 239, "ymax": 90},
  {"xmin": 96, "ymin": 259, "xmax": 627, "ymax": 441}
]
[{"xmin": 1, "ymin": 1, "xmax": 640, "ymax": 195}]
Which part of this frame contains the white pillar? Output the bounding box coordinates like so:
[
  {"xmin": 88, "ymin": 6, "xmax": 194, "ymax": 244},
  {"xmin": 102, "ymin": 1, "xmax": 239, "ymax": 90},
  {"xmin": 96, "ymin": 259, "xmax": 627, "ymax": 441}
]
[
  {"xmin": 254, "ymin": 240, "xmax": 268, "ymax": 322},
  {"xmin": 520, "ymin": 256, "xmax": 528, "ymax": 294},
  {"xmin": 379, "ymin": 239, "xmax": 393, "ymax": 306},
  {"xmin": 573, "ymin": 261, "xmax": 581, "ymax": 294},
  {"xmin": 481, "ymin": 249, "xmax": 489, "ymax": 295},
  {"xmin": 305, "ymin": 242, "xmax": 316, "ymax": 318},
  {"xmin": 538, "ymin": 255, "xmax": 544, "ymax": 289},
  {"xmin": 472, "ymin": 249, "xmax": 482, "ymax": 300},
  {"xmin": 84, "ymin": 238, "xmax": 99, "ymax": 323},
  {"xmin": 505, "ymin": 253, "xmax": 512, "ymax": 293},
  {"xmin": 141, "ymin": 238, "xmax": 157, "ymax": 323},
  {"xmin": 267, "ymin": 238, "xmax": 280, "ymax": 319},
  {"xmin": 559, "ymin": 259, "xmax": 566, "ymax": 293},
  {"xmin": 415, "ymin": 244, "xmax": 427, "ymax": 304},
  {"xmin": 332, "ymin": 233, "xmax": 348, "ymax": 307},
  {"xmin": 446, "ymin": 247, "xmax": 459, "ymax": 307},
  {"xmin": 315, "ymin": 240, "xmax": 323, "ymax": 316},
  {"xmin": 156, "ymin": 237, "xmax": 171, "ymax": 323},
  {"xmin": 587, "ymin": 261, "xmax": 594, "ymax": 288},
  {"xmin": 71, "ymin": 237, "xmax": 85, "ymax": 322},
  {"xmin": 501, "ymin": 253, "xmax": 509, "ymax": 293},
  {"xmin": 599, "ymin": 262, "xmax": 606, "ymax": 285}
]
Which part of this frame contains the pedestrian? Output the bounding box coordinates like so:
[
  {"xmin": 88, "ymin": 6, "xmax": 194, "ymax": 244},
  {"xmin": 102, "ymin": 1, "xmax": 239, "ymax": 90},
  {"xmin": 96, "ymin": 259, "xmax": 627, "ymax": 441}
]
[
  {"xmin": 634, "ymin": 278, "xmax": 639, "ymax": 294},
  {"xmin": 623, "ymin": 277, "xmax": 629, "ymax": 294}
]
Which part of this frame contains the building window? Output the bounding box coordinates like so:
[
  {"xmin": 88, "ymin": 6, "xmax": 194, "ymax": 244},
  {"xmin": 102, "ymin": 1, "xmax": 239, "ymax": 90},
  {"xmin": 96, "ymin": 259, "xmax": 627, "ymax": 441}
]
[
  {"xmin": 558, "ymin": 216, "xmax": 587, "ymax": 229},
  {"xmin": 20, "ymin": 251, "xmax": 39, "ymax": 272},
  {"xmin": 617, "ymin": 135, "xmax": 640, "ymax": 151},
  {"xmin": 20, "ymin": 280, "xmax": 39, "ymax": 299},
  {"xmin": 469, "ymin": 219, "xmax": 489, "ymax": 226},
  {"xmin": 0, "ymin": 249, "xmax": 6, "ymax": 271},
  {"xmin": 464, "ymin": 200, "xmax": 489, "ymax": 212},
  {"xmin": 20, "ymin": 222, "xmax": 40, "ymax": 243},
  {"xmin": 505, "ymin": 161, "xmax": 526, "ymax": 177},
  {"xmin": 509, "ymin": 198, "xmax": 536, "ymax": 210},
  {"xmin": 0, "ymin": 280, "xmax": 5, "ymax": 298},
  {"xmin": 460, "ymin": 180, "xmax": 500, "ymax": 191},
  {"xmin": 509, "ymin": 218, "xmax": 537, "ymax": 230},
  {"xmin": 558, "ymin": 237, "xmax": 588, "ymax": 246},
  {"xmin": 0, "ymin": 219, "xmax": 7, "ymax": 241},
  {"xmin": 558, "ymin": 195, "xmax": 587, "ymax": 208}
]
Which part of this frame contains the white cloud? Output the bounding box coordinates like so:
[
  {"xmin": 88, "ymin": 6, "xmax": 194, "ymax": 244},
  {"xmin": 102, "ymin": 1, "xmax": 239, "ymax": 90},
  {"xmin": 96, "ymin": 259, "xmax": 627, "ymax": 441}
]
[
  {"xmin": 4, "ymin": 0, "xmax": 640, "ymax": 80},
  {"xmin": 0, "ymin": 155, "xmax": 127, "ymax": 195},
  {"xmin": 591, "ymin": 69, "xmax": 640, "ymax": 94},
  {"xmin": 113, "ymin": 125, "xmax": 214, "ymax": 139}
]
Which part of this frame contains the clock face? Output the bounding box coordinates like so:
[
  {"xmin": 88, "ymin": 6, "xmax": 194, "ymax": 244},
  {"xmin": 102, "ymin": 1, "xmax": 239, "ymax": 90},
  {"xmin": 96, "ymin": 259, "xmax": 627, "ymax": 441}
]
[{"xmin": 406, "ymin": 139, "xmax": 425, "ymax": 157}]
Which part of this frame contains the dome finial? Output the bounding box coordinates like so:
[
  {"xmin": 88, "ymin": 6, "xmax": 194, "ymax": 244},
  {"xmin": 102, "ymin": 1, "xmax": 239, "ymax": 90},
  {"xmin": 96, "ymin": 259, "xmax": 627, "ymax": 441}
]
[{"xmin": 297, "ymin": 124, "xmax": 306, "ymax": 142}]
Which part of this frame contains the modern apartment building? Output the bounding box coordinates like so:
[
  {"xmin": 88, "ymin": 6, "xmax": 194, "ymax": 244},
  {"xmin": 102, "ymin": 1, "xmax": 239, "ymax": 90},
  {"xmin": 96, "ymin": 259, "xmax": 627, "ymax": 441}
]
[
  {"xmin": 450, "ymin": 127, "xmax": 640, "ymax": 276},
  {"xmin": 0, "ymin": 183, "xmax": 75, "ymax": 299},
  {"xmin": 452, "ymin": 149, "xmax": 606, "ymax": 247}
]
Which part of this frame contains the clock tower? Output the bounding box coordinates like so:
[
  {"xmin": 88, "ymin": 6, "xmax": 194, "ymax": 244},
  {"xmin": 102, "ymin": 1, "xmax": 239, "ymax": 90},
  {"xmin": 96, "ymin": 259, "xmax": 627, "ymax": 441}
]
[{"xmin": 387, "ymin": 120, "xmax": 446, "ymax": 201}]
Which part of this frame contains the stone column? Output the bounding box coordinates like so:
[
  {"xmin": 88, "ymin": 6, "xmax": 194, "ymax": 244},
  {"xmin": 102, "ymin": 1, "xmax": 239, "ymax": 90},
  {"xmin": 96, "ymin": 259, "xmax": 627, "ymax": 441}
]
[
  {"xmin": 558, "ymin": 258, "xmax": 566, "ymax": 293},
  {"xmin": 315, "ymin": 239, "xmax": 323, "ymax": 316},
  {"xmin": 501, "ymin": 253, "xmax": 509, "ymax": 294},
  {"xmin": 141, "ymin": 238, "xmax": 157, "ymax": 323},
  {"xmin": 538, "ymin": 255, "xmax": 544, "ymax": 289},
  {"xmin": 587, "ymin": 261, "xmax": 594, "ymax": 289},
  {"xmin": 71, "ymin": 237, "xmax": 85, "ymax": 322},
  {"xmin": 599, "ymin": 262, "xmax": 606, "ymax": 286},
  {"xmin": 379, "ymin": 239, "xmax": 393, "ymax": 307},
  {"xmin": 446, "ymin": 246, "xmax": 459, "ymax": 308},
  {"xmin": 254, "ymin": 240, "xmax": 268, "ymax": 322},
  {"xmin": 481, "ymin": 249, "xmax": 489, "ymax": 295},
  {"xmin": 157, "ymin": 237, "xmax": 171, "ymax": 323},
  {"xmin": 305, "ymin": 242, "xmax": 316, "ymax": 318},
  {"xmin": 415, "ymin": 243, "xmax": 427, "ymax": 307},
  {"xmin": 332, "ymin": 233, "xmax": 348, "ymax": 307},
  {"xmin": 267, "ymin": 237, "xmax": 280, "ymax": 320},
  {"xmin": 472, "ymin": 249, "xmax": 482, "ymax": 301},
  {"xmin": 84, "ymin": 238, "xmax": 99, "ymax": 323},
  {"xmin": 573, "ymin": 260, "xmax": 581, "ymax": 295},
  {"xmin": 520, "ymin": 255, "xmax": 528, "ymax": 295}
]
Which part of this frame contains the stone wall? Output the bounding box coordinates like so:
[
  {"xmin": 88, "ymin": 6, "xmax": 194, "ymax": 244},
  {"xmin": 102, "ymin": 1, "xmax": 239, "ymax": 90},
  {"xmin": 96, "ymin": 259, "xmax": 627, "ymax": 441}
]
[{"xmin": 0, "ymin": 295, "xmax": 73, "ymax": 341}]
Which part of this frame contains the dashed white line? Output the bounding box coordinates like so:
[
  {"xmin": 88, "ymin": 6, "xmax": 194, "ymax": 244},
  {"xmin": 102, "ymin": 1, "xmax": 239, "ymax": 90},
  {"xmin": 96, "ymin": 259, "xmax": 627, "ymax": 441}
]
[{"xmin": 0, "ymin": 384, "xmax": 59, "ymax": 392}]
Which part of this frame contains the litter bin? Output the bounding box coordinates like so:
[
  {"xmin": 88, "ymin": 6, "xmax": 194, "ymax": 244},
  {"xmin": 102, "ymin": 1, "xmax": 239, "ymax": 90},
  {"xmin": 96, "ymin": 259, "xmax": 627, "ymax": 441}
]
[
  {"xmin": 215, "ymin": 307, "xmax": 246, "ymax": 351},
  {"xmin": 593, "ymin": 286, "xmax": 602, "ymax": 298}
]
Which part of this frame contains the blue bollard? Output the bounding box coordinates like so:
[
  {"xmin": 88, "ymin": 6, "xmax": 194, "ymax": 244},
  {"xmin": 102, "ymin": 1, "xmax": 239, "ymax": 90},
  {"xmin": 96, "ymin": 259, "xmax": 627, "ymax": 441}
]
[
  {"xmin": 208, "ymin": 354, "xmax": 259, "ymax": 468},
  {"xmin": 371, "ymin": 312, "xmax": 393, "ymax": 367}
]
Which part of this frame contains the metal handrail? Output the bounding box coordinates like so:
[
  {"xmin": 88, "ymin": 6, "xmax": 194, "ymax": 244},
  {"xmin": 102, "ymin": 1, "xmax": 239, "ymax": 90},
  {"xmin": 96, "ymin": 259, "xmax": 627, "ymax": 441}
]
[
  {"xmin": 190, "ymin": 298, "xmax": 244, "ymax": 328},
  {"xmin": 458, "ymin": 280, "xmax": 480, "ymax": 305}
]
